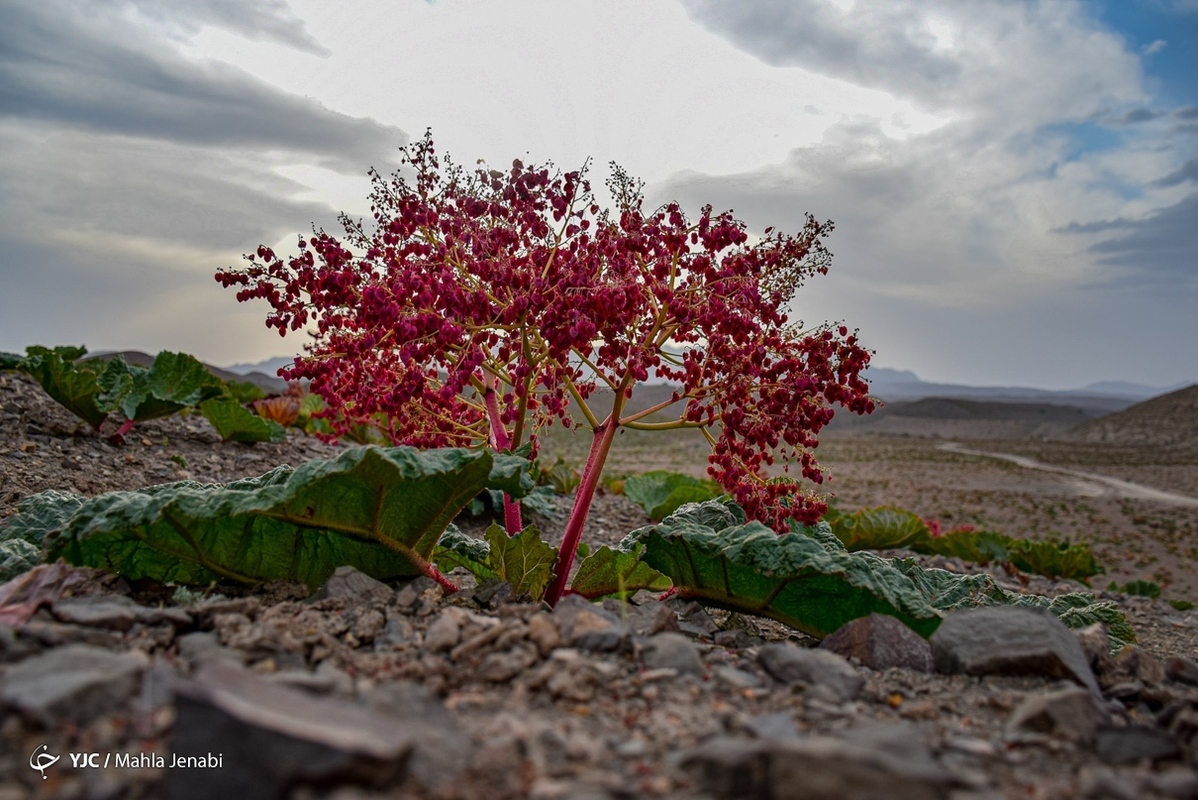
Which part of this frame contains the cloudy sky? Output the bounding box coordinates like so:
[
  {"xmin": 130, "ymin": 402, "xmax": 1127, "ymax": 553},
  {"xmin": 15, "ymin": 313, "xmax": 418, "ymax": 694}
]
[{"xmin": 1, "ymin": 0, "xmax": 1195, "ymax": 390}]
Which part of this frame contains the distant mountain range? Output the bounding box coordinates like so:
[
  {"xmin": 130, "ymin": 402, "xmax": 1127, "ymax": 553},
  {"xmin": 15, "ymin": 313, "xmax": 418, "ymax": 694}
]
[{"xmin": 863, "ymin": 367, "xmax": 1188, "ymax": 409}]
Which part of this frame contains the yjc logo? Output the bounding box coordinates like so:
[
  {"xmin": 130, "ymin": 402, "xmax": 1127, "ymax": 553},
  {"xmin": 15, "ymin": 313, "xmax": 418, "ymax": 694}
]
[{"xmin": 29, "ymin": 744, "xmax": 59, "ymax": 780}]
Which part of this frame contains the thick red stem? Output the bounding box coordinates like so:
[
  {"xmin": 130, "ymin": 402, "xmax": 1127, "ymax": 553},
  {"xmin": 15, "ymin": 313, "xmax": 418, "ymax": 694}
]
[{"xmin": 543, "ymin": 417, "xmax": 620, "ymax": 606}]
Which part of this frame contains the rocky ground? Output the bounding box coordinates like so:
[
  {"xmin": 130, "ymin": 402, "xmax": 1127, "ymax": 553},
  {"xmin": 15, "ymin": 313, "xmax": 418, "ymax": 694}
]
[{"xmin": 3, "ymin": 371, "xmax": 1198, "ymax": 799}]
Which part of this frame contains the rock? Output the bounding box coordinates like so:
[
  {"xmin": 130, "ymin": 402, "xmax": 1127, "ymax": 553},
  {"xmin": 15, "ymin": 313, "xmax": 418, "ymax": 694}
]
[
  {"xmin": 714, "ymin": 665, "xmax": 763, "ymax": 689},
  {"xmin": 682, "ymin": 724, "xmax": 957, "ymax": 800},
  {"xmin": 394, "ymin": 576, "xmax": 441, "ymax": 615},
  {"xmin": 1006, "ymin": 684, "xmax": 1110, "ymax": 742},
  {"xmin": 268, "ymin": 662, "xmax": 354, "ymax": 696},
  {"xmin": 49, "ymin": 598, "xmax": 137, "ymax": 630},
  {"xmin": 312, "ymin": 566, "xmax": 393, "ymax": 605},
  {"xmin": 1103, "ymin": 647, "xmax": 1167, "ymax": 687},
  {"xmin": 744, "ymin": 711, "xmax": 799, "ymax": 741},
  {"xmin": 478, "ymin": 644, "xmax": 540, "ymax": 682},
  {"xmin": 601, "ymin": 598, "xmax": 678, "ymax": 636},
  {"xmin": 424, "ymin": 607, "xmax": 467, "ymax": 652},
  {"xmin": 527, "ymin": 611, "xmax": 563, "ymax": 656},
  {"xmin": 1094, "ymin": 726, "xmax": 1181, "ymax": 764},
  {"xmin": 666, "ymin": 599, "xmax": 719, "ymax": 637},
  {"xmin": 640, "ymin": 632, "xmax": 704, "ymax": 676},
  {"xmin": 552, "ymin": 595, "xmax": 627, "ymax": 652},
  {"xmin": 176, "ymin": 630, "xmax": 246, "ymax": 666},
  {"xmin": 757, "ymin": 643, "xmax": 864, "ymax": 703},
  {"xmin": 820, "ymin": 613, "xmax": 934, "ymax": 672},
  {"xmin": 365, "ymin": 680, "xmax": 476, "ymax": 793},
  {"xmin": 168, "ymin": 661, "xmax": 414, "ymax": 800},
  {"xmin": 1076, "ymin": 765, "xmax": 1142, "ymax": 800},
  {"xmin": 473, "ymin": 579, "xmax": 516, "ymax": 608},
  {"xmin": 1074, "ymin": 623, "xmax": 1114, "ymax": 670},
  {"xmin": 930, "ymin": 607, "xmax": 1100, "ymax": 694},
  {"xmin": 0, "ymin": 622, "xmax": 40, "ymax": 663},
  {"xmin": 1166, "ymin": 657, "xmax": 1198, "ymax": 687},
  {"xmin": 0, "ymin": 643, "xmax": 149, "ymax": 725}
]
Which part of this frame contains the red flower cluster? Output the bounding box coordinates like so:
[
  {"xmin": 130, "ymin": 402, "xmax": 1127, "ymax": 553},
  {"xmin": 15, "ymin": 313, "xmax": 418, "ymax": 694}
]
[{"xmin": 217, "ymin": 132, "xmax": 874, "ymax": 600}]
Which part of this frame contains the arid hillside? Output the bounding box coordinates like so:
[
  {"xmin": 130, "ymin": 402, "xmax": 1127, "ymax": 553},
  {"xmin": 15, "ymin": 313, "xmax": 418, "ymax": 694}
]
[{"xmin": 1060, "ymin": 384, "xmax": 1198, "ymax": 449}]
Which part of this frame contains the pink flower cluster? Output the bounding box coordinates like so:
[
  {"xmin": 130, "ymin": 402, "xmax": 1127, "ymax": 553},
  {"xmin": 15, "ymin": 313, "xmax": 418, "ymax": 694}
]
[{"xmin": 216, "ymin": 131, "xmax": 874, "ymax": 532}]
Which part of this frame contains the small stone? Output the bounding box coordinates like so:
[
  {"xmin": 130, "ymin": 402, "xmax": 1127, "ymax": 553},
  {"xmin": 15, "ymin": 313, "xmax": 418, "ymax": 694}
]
[
  {"xmin": 394, "ymin": 576, "xmax": 441, "ymax": 614},
  {"xmin": 478, "ymin": 644, "xmax": 539, "ymax": 682},
  {"xmin": 424, "ymin": 608, "xmax": 466, "ymax": 652},
  {"xmin": 1094, "ymin": 725, "xmax": 1181, "ymax": 764},
  {"xmin": 1166, "ymin": 656, "xmax": 1198, "ymax": 687},
  {"xmin": 568, "ymin": 608, "xmax": 627, "ymax": 653},
  {"xmin": 1077, "ymin": 765, "xmax": 1141, "ymax": 800},
  {"xmin": 50, "ymin": 598, "xmax": 138, "ymax": 631},
  {"xmin": 1149, "ymin": 769, "xmax": 1198, "ymax": 799},
  {"xmin": 667, "ymin": 599, "xmax": 719, "ymax": 637},
  {"xmin": 744, "ymin": 711, "xmax": 799, "ymax": 741},
  {"xmin": 473, "ymin": 579, "xmax": 515, "ymax": 609},
  {"xmin": 602, "ymin": 598, "xmax": 678, "ymax": 636},
  {"xmin": 176, "ymin": 631, "xmax": 247, "ymax": 666},
  {"xmin": 930, "ymin": 607, "xmax": 1100, "ymax": 695},
  {"xmin": 312, "ymin": 566, "xmax": 393, "ymax": 605},
  {"xmin": 0, "ymin": 643, "xmax": 149, "ymax": 726},
  {"xmin": 757, "ymin": 643, "xmax": 864, "ymax": 703},
  {"xmin": 1006, "ymin": 684, "xmax": 1110, "ymax": 742},
  {"xmin": 169, "ymin": 661, "xmax": 413, "ymax": 800},
  {"xmin": 1110, "ymin": 647, "xmax": 1166, "ymax": 685},
  {"xmin": 527, "ymin": 612, "xmax": 563, "ymax": 656},
  {"xmin": 641, "ymin": 632, "xmax": 704, "ymax": 676},
  {"xmin": 714, "ymin": 665, "xmax": 763, "ymax": 689},
  {"xmin": 350, "ymin": 609, "xmax": 386, "ymax": 643},
  {"xmin": 1074, "ymin": 623, "xmax": 1113, "ymax": 669},
  {"xmin": 820, "ymin": 613, "xmax": 934, "ymax": 672}
]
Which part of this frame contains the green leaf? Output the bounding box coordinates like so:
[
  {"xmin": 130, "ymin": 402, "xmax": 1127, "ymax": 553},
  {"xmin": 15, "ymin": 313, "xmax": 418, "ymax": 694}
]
[
  {"xmin": 0, "ymin": 539, "xmax": 41, "ymax": 582},
  {"xmin": 199, "ymin": 398, "xmax": 287, "ymax": 443},
  {"xmin": 98, "ymin": 351, "xmax": 224, "ymax": 422},
  {"xmin": 0, "ymin": 351, "xmax": 25, "ymax": 370},
  {"xmin": 1008, "ymin": 539, "xmax": 1103, "ymax": 583},
  {"xmin": 433, "ymin": 525, "xmax": 497, "ymax": 579},
  {"xmin": 17, "ymin": 346, "xmax": 108, "ymax": 429},
  {"xmin": 628, "ymin": 504, "xmax": 945, "ymax": 639},
  {"xmin": 11, "ymin": 446, "xmax": 507, "ymax": 589},
  {"xmin": 0, "ymin": 491, "xmax": 85, "ymax": 548},
  {"xmin": 824, "ymin": 506, "xmax": 930, "ymax": 551},
  {"xmin": 631, "ymin": 500, "xmax": 1135, "ymax": 644},
  {"xmin": 624, "ymin": 471, "xmax": 719, "ymax": 520},
  {"xmin": 889, "ymin": 559, "xmax": 1134, "ymax": 648},
  {"xmin": 912, "ymin": 529, "xmax": 1012, "ymax": 565},
  {"xmin": 484, "ymin": 524, "xmax": 557, "ymax": 599},
  {"xmin": 570, "ymin": 542, "xmax": 671, "ymax": 599},
  {"xmin": 224, "ymin": 380, "xmax": 268, "ymax": 403}
]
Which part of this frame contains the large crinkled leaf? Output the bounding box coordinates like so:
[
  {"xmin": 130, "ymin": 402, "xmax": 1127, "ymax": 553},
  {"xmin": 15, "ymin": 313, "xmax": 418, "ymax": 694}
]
[
  {"xmin": 889, "ymin": 559, "xmax": 1134, "ymax": 648},
  {"xmin": 98, "ymin": 351, "xmax": 224, "ymax": 421},
  {"xmin": 570, "ymin": 542, "xmax": 671, "ymax": 599},
  {"xmin": 0, "ymin": 351, "xmax": 24, "ymax": 370},
  {"xmin": 0, "ymin": 540, "xmax": 40, "ymax": 582},
  {"xmin": 6, "ymin": 446, "xmax": 528, "ymax": 590},
  {"xmin": 627, "ymin": 506, "xmax": 945, "ymax": 639},
  {"xmin": 824, "ymin": 506, "xmax": 930, "ymax": 551},
  {"xmin": 630, "ymin": 500, "xmax": 1134, "ymax": 644},
  {"xmin": 18, "ymin": 346, "xmax": 108, "ymax": 429},
  {"xmin": 623, "ymin": 471, "xmax": 720, "ymax": 521},
  {"xmin": 199, "ymin": 398, "xmax": 287, "ymax": 443},
  {"xmin": 1007, "ymin": 539, "xmax": 1104, "ymax": 583},
  {"xmin": 484, "ymin": 524, "xmax": 557, "ymax": 599},
  {"xmin": 911, "ymin": 528, "xmax": 1011, "ymax": 565}
]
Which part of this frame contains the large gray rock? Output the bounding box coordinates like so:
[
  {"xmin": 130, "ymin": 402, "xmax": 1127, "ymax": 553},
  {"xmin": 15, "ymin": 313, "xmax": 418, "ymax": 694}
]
[
  {"xmin": 312, "ymin": 566, "xmax": 394, "ymax": 605},
  {"xmin": 682, "ymin": 723, "xmax": 958, "ymax": 800},
  {"xmin": 168, "ymin": 661, "xmax": 414, "ymax": 800},
  {"xmin": 1006, "ymin": 684, "xmax": 1110, "ymax": 742},
  {"xmin": 757, "ymin": 643, "xmax": 864, "ymax": 703},
  {"xmin": 820, "ymin": 613, "xmax": 934, "ymax": 672},
  {"xmin": 0, "ymin": 644, "xmax": 149, "ymax": 726},
  {"xmin": 641, "ymin": 632, "xmax": 704, "ymax": 675},
  {"xmin": 365, "ymin": 680, "xmax": 476, "ymax": 794},
  {"xmin": 930, "ymin": 607, "xmax": 1100, "ymax": 694}
]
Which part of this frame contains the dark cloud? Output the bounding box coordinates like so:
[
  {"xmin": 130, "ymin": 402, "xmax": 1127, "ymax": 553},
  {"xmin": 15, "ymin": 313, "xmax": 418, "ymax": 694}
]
[
  {"xmin": 1114, "ymin": 108, "xmax": 1162, "ymax": 124},
  {"xmin": 678, "ymin": 0, "xmax": 961, "ymax": 104},
  {"xmin": 1089, "ymin": 193, "xmax": 1198, "ymax": 282},
  {"xmin": 1175, "ymin": 106, "xmax": 1198, "ymax": 120},
  {"xmin": 0, "ymin": 0, "xmax": 404, "ymax": 170},
  {"xmin": 115, "ymin": 0, "xmax": 329, "ymax": 55},
  {"xmin": 1058, "ymin": 193, "xmax": 1198, "ymax": 284},
  {"xmin": 1152, "ymin": 157, "xmax": 1198, "ymax": 187}
]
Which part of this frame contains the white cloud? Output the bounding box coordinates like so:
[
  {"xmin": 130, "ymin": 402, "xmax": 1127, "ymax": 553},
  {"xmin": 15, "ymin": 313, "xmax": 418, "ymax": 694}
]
[{"xmin": 1143, "ymin": 38, "xmax": 1168, "ymax": 55}]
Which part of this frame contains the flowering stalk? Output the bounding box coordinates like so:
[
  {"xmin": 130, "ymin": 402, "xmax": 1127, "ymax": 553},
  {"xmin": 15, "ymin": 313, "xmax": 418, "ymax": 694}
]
[{"xmin": 217, "ymin": 131, "xmax": 875, "ymax": 605}]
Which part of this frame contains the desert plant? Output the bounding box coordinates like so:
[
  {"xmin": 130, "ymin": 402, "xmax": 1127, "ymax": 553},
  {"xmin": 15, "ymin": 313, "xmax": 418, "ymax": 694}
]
[{"xmin": 217, "ymin": 132, "xmax": 873, "ymax": 604}]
